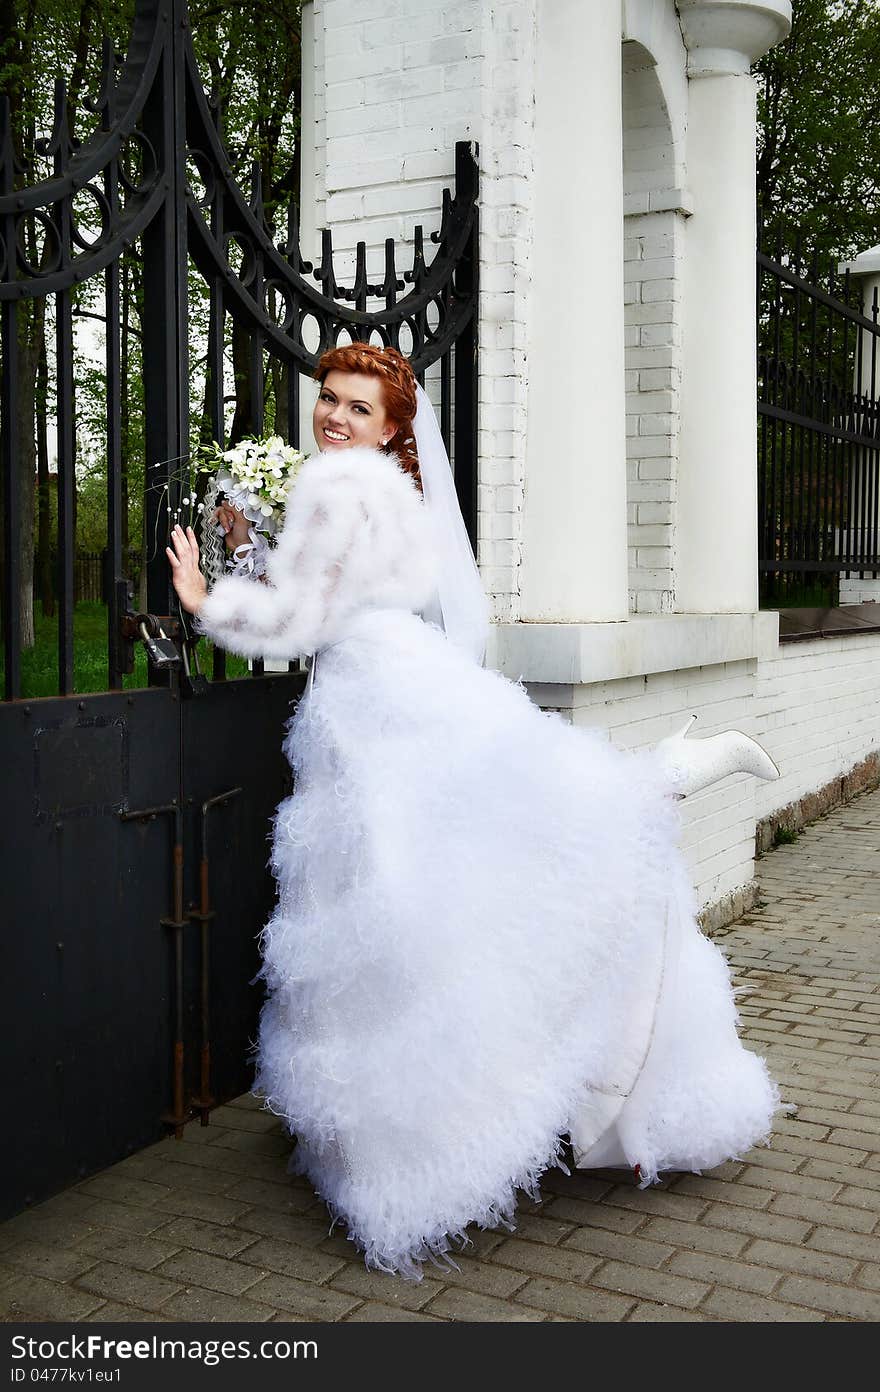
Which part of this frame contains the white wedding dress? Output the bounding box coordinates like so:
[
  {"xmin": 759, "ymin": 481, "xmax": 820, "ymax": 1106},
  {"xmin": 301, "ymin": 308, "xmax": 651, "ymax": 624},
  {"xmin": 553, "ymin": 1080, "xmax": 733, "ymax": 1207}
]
[{"xmin": 195, "ymin": 444, "xmax": 779, "ymax": 1277}]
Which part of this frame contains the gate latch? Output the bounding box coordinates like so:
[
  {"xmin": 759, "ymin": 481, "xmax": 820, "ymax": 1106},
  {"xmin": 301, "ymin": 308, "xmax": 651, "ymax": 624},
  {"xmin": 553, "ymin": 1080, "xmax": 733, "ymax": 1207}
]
[{"xmin": 138, "ymin": 617, "xmax": 182, "ymax": 671}]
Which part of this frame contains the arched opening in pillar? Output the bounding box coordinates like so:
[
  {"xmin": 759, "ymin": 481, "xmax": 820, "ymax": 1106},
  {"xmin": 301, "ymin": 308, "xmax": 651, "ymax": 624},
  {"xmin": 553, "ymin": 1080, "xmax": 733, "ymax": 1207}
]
[{"xmin": 622, "ymin": 41, "xmax": 683, "ymax": 616}]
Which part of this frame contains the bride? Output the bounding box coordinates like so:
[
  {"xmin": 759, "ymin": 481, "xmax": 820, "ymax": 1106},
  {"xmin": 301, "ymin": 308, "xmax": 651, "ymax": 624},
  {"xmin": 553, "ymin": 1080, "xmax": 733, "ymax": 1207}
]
[{"xmin": 167, "ymin": 343, "xmax": 780, "ymax": 1278}]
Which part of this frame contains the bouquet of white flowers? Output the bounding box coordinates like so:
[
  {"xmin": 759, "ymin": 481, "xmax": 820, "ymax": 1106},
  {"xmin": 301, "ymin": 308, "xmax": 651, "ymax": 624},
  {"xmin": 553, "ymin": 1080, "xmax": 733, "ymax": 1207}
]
[{"xmin": 196, "ymin": 435, "xmax": 308, "ymax": 584}]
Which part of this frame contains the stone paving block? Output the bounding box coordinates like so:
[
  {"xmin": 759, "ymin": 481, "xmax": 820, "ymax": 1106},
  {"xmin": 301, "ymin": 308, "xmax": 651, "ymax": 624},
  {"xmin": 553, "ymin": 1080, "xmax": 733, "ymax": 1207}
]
[
  {"xmin": 208, "ymin": 1104, "xmax": 282, "ymax": 1133},
  {"xmin": 458, "ymin": 1227, "xmax": 509, "ymax": 1259},
  {"xmin": 837, "ymin": 1182, "xmax": 880, "ymax": 1211},
  {"xmin": 591, "ymin": 1260, "xmax": 709, "ymax": 1310},
  {"xmin": 698, "ymin": 1204, "xmax": 812, "ymax": 1244},
  {"xmin": 667, "ymin": 1249, "xmax": 781, "ymax": 1296},
  {"xmin": 76, "ymin": 1174, "xmax": 172, "ymax": 1208},
  {"xmin": 64, "ymin": 1198, "xmax": 172, "ymax": 1237},
  {"xmin": 82, "ymin": 1301, "xmax": 173, "ymax": 1322},
  {"xmin": 151, "ymin": 1190, "xmax": 254, "ymax": 1226},
  {"xmin": 234, "ymin": 1236, "xmax": 347, "ymax": 1285},
  {"xmin": 768, "ymin": 1193, "xmax": 877, "ymax": 1232},
  {"xmin": 329, "ymin": 1263, "xmax": 443, "ymax": 1311},
  {"xmin": 221, "ymin": 1178, "xmax": 315, "ymax": 1214},
  {"xmin": 513, "ymin": 1275, "xmax": 637, "ymax": 1320},
  {"xmin": 599, "ymin": 1185, "xmax": 708, "ymax": 1223},
  {"xmin": 777, "ymin": 1274, "xmax": 880, "ymax": 1320},
  {"xmin": 428, "ymin": 1255, "xmax": 528, "ymax": 1299},
  {"xmin": 738, "ymin": 1146, "xmax": 802, "ymax": 1175},
  {"xmin": 829, "ymin": 1126, "xmax": 880, "ymax": 1150},
  {"xmin": 73, "ymin": 1260, "xmax": 182, "ymax": 1312},
  {"xmin": 737, "ymin": 1165, "xmax": 841, "ymax": 1200},
  {"xmin": 508, "ymin": 1213, "xmax": 575, "ymax": 1246},
  {"xmin": 627, "ymin": 1302, "xmax": 711, "ymax": 1322},
  {"xmin": 233, "ymin": 1208, "xmax": 332, "ymax": 1249},
  {"xmin": 559, "ymin": 1225, "xmax": 674, "ymax": 1269},
  {"xmin": 135, "ymin": 1159, "xmax": 244, "ymax": 1196},
  {"xmin": 155, "ymin": 1249, "xmax": 266, "ymax": 1297},
  {"xmin": 743, "ymin": 1238, "xmax": 858, "ymax": 1282},
  {"xmin": 637, "ymin": 1215, "xmax": 748, "ymax": 1257},
  {"xmin": 426, "ymin": 1286, "xmax": 546, "ymax": 1322},
  {"xmin": 245, "ymin": 1272, "xmax": 361, "ymax": 1321},
  {"xmin": 25, "ymin": 1190, "xmax": 99, "ymax": 1223},
  {"xmin": 343, "ymin": 1301, "xmax": 443, "ymax": 1321},
  {"xmin": 72, "ymin": 1230, "xmax": 182, "ymax": 1272},
  {"xmin": 488, "ymin": 1238, "xmax": 602, "ymax": 1285},
  {"xmin": 160, "ymin": 1140, "xmax": 287, "ymax": 1185},
  {"xmin": 316, "ymin": 1230, "xmax": 363, "ymax": 1262},
  {"xmin": 1, "ymin": 1239, "xmax": 97, "ymax": 1283},
  {"xmin": 160, "ymin": 1287, "xmax": 277, "ymax": 1322},
  {"xmin": 798, "ymin": 1105, "xmax": 880, "ymax": 1131},
  {"xmin": 670, "ymin": 1175, "xmax": 772, "ymax": 1210},
  {"xmin": 700, "ymin": 1287, "xmax": 826, "ymax": 1322},
  {"xmin": 854, "ymin": 1263, "xmax": 880, "ymax": 1291},
  {"xmin": 0, "ymin": 1204, "xmax": 100, "ymax": 1252},
  {"xmin": 760, "ymin": 1134, "xmax": 869, "ymax": 1166},
  {"xmin": 153, "ymin": 1216, "xmax": 262, "ymax": 1259},
  {"xmin": 205, "ymin": 1130, "xmax": 292, "ymax": 1158},
  {"xmin": 541, "ymin": 1195, "xmax": 647, "ymax": 1233},
  {"xmin": 0, "ymin": 1273, "xmax": 105, "ymax": 1321}
]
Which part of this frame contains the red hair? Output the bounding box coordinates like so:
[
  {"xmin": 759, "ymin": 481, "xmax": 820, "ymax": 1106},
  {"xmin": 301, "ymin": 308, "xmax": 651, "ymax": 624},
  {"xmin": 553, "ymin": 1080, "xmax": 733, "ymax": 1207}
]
[{"xmin": 314, "ymin": 343, "xmax": 421, "ymax": 489}]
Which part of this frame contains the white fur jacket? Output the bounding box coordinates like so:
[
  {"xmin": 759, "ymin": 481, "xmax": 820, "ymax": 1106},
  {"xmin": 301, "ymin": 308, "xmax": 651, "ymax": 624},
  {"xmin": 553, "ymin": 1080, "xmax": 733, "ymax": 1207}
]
[{"xmin": 195, "ymin": 446, "xmax": 439, "ymax": 661}]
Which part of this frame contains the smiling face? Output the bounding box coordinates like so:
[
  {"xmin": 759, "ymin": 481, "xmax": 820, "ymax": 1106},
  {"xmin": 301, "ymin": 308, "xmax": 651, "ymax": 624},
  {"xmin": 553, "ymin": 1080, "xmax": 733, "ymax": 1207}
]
[{"xmin": 312, "ymin": 369, "xmax": 396, "ymax": 452}]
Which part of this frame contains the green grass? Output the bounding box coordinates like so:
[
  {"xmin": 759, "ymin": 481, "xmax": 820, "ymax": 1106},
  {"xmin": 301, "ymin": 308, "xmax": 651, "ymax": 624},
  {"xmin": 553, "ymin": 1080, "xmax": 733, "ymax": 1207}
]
[{"xmin": 2, "ymin": 600, "xmax": 248, "ymax": 699}]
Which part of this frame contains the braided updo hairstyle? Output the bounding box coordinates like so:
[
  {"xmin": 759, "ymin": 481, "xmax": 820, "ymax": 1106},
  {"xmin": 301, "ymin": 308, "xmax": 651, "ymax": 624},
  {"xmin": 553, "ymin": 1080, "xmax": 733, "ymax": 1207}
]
[{"xmin": 314, "ymin": 343, "xmax": 421, "ymax": 490}]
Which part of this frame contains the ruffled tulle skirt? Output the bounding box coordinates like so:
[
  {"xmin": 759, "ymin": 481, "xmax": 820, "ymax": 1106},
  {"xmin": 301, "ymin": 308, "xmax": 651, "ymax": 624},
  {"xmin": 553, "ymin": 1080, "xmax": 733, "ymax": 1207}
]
[{"xmin": 253, "ymin": 607, "xmax": 778, "ymax": 1276}]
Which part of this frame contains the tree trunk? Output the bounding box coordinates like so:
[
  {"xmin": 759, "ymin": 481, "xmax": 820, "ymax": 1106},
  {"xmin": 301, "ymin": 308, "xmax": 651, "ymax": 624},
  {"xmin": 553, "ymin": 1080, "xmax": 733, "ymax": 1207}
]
[
  {"xmin": 272, "ymin": 357, "xmax": 288, "ymax": 441},
  {"xmin": 121, "ymin": 260, "xmax": 130, "ymax": 553},
  {"xmin": 229, "ymin": 318, "xmax": 253, "ymax": 443},
  {"xmin": 17, "ymin": 306, "xmax": 37, "ymax": 648},
  {"xmin": 35, "ymin": 310, "xmax": 53, "ymax": 617}
]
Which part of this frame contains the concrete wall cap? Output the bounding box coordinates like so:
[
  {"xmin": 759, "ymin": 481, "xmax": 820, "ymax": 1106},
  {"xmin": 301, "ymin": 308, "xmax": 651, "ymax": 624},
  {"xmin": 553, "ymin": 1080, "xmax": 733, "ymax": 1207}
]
[
  {"xmin": 838, "ymin": 247, "xmax": 880, "ymax": 278},
  {"xmin": 677, "ymin": 0, "xmax": 792, "ymax": 76}
]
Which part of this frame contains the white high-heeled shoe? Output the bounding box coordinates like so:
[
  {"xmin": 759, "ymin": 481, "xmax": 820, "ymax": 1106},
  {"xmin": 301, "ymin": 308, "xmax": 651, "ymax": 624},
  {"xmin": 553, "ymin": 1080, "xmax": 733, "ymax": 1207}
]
[{"xmin": 654, "ymin": 715, "xmax": 780, "ymax": 798}]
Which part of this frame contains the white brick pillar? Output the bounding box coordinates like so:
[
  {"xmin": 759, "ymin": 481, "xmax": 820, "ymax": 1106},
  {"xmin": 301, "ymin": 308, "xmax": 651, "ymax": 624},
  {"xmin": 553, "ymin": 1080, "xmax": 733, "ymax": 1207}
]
[
  {"xmin": 837, "ymin": 247, "xmax": 880, "ymax": 604},
  {"xmin": 519, "ymin": 0, "xmax": 628, "ymax": 623},
  {"xmin": 675, "ymin": 0, "xmax": 790, "ymax": 613}
]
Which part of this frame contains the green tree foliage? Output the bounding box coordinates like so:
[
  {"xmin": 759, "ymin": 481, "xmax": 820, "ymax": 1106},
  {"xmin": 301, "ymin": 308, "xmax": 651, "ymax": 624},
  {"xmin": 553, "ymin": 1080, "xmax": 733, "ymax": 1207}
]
[{"xmin": 755, "ymin": 0, "xmax": 880, "ymax": 261}]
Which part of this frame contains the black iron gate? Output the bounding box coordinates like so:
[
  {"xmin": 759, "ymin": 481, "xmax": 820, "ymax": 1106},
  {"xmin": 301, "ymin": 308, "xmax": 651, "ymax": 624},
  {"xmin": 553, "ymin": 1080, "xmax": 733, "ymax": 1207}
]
[
  {"xmin": 0, "ymin": 0, "xmax": 478, "ymax": 1219},
  {"xmin": 757, "ymin": 220, "xmax": 880, "ymax": 605}
]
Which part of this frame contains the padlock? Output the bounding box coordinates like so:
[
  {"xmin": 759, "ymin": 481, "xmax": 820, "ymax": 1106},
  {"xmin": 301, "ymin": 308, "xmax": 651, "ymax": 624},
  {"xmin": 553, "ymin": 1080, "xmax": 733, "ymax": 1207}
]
[
  {"xmin": 180, "ymin": 639, "xmax": 209, "ymax": 697},
  {"xmin": 139, "ymin": 621, "xmax": 182, "ymax": 670}
]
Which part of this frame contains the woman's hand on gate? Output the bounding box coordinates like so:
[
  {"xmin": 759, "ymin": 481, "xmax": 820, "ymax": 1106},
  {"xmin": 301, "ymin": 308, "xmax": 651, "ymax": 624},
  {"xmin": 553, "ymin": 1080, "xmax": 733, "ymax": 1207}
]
[
  {"xmin": 166, "ymin": 524, "xmax": 208, "ymax": 615},
  {"xmin": 212, "ymin": 501, "xmax": 251, "ymax": 551}
]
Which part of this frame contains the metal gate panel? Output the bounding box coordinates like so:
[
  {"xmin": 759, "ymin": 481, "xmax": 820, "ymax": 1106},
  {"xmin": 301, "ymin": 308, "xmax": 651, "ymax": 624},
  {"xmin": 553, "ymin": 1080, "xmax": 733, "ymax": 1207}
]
[
  {"xmin": 1, "ymin": 688, "xmax": 178, "ymax": 1218},
  {"xmin": 178, "ymin": 673, "xmax": 303, "ymax": 1114}
]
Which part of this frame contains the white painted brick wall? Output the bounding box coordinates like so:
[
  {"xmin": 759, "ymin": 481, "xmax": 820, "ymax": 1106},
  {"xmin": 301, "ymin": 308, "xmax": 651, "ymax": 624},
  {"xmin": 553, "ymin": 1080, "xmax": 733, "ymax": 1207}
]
[
  {"xmin": 839, "ymin": 575, "xmax": 880, "ymax": 603},
  {"xmin": 305, "ymin": 0, "xmax": 535, "ymax": 621},
  {"xmin": 621, "ymin": 52, "xmax": 686, "ymax": 618},
  {"xmin": 621, "ymin": 203, "xmax": 685, "ymax": 618},
  {"xmin": 754, "ymin": 634, "xmax": 880, "ymax": 817}
]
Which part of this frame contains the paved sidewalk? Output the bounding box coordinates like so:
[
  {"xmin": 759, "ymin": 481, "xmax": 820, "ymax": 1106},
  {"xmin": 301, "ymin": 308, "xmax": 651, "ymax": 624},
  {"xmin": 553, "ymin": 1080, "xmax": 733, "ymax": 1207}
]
[{"xmin": 3, "ymin": 788, "xmax": 880, "ymax": 1323}]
